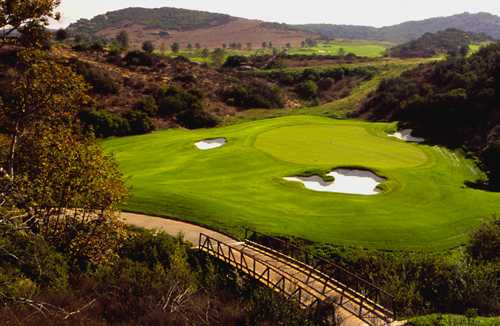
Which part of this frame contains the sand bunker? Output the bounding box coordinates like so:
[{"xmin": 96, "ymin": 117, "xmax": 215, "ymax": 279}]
[
  {"xmin": 389, "ymin": 129, "xmax": 425, "ymax": 143},
  {"xmin": 195, "ymin": 138, "xmax": 226, "ymax": 150},
  {"xmin": 284, "ymin": 169, "xmax": 384, "ymax": 195}
]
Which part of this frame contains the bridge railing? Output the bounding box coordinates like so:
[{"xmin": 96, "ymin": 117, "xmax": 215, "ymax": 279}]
[
  {"xmin": 244, "ymin": 229, "xmax": 396, "ymax": 320},
  {"xmin": 198, "ymin": 233, "xmax": 321, "ymax": 308}
]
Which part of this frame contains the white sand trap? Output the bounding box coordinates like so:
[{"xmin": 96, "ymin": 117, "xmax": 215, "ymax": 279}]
[
  {"xmin": 195, "ymin": 138, "xmax": 226, "ymax": 150},
  {"xmin": 284, "ymin": 169, "xmax": 384, "ymax": 195},
  {"xmin": 389, "ymin": 129, "xmax": 425, "ymax": 143}
]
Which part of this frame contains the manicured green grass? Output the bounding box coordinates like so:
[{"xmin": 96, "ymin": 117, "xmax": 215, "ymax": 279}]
[
  {"xmin": 158, "ymin": 40, "xmax": 394, "ymax": 65},
  {"xmin": 287, "ymin": 40, "xmax": 393, "ymax": 57},
  {"xmin": 408, "ymin": 314, "xmax": 500, "ymax": 326},
  {"xmin": 104, "ymin": 115, "xmax": 500, "ymax": 250}
]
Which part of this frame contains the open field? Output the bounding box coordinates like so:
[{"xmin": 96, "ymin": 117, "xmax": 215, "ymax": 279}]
[
  {"xmin": 287, "ymin": 40, "xmax": 393, "ymax": 57},
  {"xmin": 104, "ymin": 115, "xmax": 500, "ymax": 250},
  {"xmin": 159, "ymin": 40, "xmax": 395, "ymax": 65}
]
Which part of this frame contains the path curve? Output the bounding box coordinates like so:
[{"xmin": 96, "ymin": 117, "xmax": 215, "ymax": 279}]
[{"xmin": 120, "ymin": 212, "xmax": 237, "ymax": 246}]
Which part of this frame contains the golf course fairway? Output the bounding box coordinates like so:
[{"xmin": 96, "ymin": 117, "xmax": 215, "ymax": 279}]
[{"xmin": 103, "ymin": 116, "xmax": 500, "ymax": 250}]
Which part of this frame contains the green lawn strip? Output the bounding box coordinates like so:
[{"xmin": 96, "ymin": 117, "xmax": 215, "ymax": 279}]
[
  {"xmin": 104, "ymin": 115, "xmax": 500, "ymax": 250},
  {"xmin": 408, "ymin": 314, "xmax": 500, "ymax": 326}
]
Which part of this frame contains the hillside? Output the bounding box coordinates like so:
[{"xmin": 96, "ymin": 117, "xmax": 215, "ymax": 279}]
[
  {"xmin": 358, "ymin": 43, "xmax": 500, "ymax": 188},
  {"xmin": 67, "ymin": 7, "xmax": 318, "ymax": 49},
  {"xmin": 388, "ymin": 28, "xmax": 492, "ymax": 57},
  {"xmin": 298, "ymin": 12, "xmax": 500, "ymax": 43}
]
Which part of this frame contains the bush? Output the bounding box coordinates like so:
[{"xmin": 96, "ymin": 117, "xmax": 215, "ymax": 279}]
[
  {"xmin": 80, "ymin": 108, "xmax": 130, "ymax": 137},
  {"xmin": 142, "ymin": 41, "xmax": 155, "ymax": 54},
  {"xmin": 467, "ymin": 217, "xmax": 500, "ymax": 262},
  {"xmin": 223, "ymin": 80, "xmax": 284, "ymax": 109},
  {"xmin": 123, "ymin": 50, "xmax": 157, "ymax": 67},
  {"xmin": 295, "ymin": 80, "xmax": 318, "ymax": 99},
  {"xmin": 317, "ymin": 77, "xmax": 335, "ymax": 90},
  {"xmin": 175, "ymin": 107, "xmax": 219, "ymax": 129},
  {"xmin": 134, "ymin": 96, "xmax": 159, "ymax": 116},
  {"xmin": 123, "ymin": 111, "xmax": 154, "ymax": 135},
  {"xmin": 223, "ymin": 55, "xmax": 249, "ymax": 68},
  {"xmin": 72, "ymin": 60, "xmax": 119, "ymax": 95},
  {"xmin": 156, "ymin": 86, "xmax": 203, "ymax": 116}
]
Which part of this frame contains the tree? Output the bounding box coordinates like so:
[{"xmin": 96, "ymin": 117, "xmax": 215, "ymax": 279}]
[
  {"xmin": 195, "ymin": 42, "xmax": 201, "ymax": 50},
  {"xmin": 201, "ymin": 48, "xmax": 209, "ymax": 58},
  {"xmin": 0, "ymin": 0, "xmax": 61, "ymax": 48},
  {"xmin": 0, "ymin": 49, "xmax": 127, "ymax": 266},
  {"xmin": 116, "ymin": 31, "xmax": 129, "ymax": 50},
  {"xmin": 337, "ymin": 47, "xmax": 346, "ymax": 56},
  {"xmin": 286, "ymin": 43, "xmax": 291, "ymax": 49},
  {"xmin": 54, "ymin": 28, "xmax": 67, "ymax": 41},
  {"xmin": 262, "ymin": 41, "xmax": 267, "ymax": 49},
  {"xmin": 187, "ymin": 43, "xmax": 193, "ymax": 51},
  {"xmin": 170, "ymin": 42, "xmax": 180, "ymax": 53},
  {"xmin": 222, "ymin": 43, "xmax": 227, "ymax": 49},
  {"xmin": 210, "ymin": 48, "xmax": 225, "ymax": 67},
  {"xmin": 142, "ymin": 40, "xmax": 155, "ymax": 54}
]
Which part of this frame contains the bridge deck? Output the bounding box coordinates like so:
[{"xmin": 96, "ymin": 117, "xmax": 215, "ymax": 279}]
[{"xmin": 199, "ymin": 234, "xmax": 395, "ymax": 326}]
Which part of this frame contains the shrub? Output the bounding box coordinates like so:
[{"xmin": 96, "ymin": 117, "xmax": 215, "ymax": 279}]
[
  {"xmin": 72, "ymin": 60, "xmax": 119, "ymax": 95},
  {"xmin": 142, "ymin": 41, "xmax": 155, "ymax": 54},
  {"xmin": 223, "ymin": 80, "xmax": 284, "ymax": 109},
  {"xmin": 134, "ymin": 96, "xmax": 159, "ymax": 117},
  {"xmin": 223, "ymin": 55, "xmax": 249, "ymax": 68},
  {"xmin": 295, "ymin": 80, "xmax": 318, "ymax": 99},
  {"xmin": 123, "ymin": 111, "xmax": 154, "ymax": 135},
  {"xmin": 317, "ymin": 77, "xmax": 335, "ymax": 90},
  {"xmin": 175, "ymin": 107, "xmax": 219, "ymax": 129},
  {"xmin": 79, "ymin": 108, "xmax": 130, "ymax": 137},
  {"xmin": 156, "ymin": 86, "xmax": 203, "ymax": 116},
  {"xmin": 123, "ymin": 50, "xmax": 157, "ymax": 67},
  {"xmin": 467, "ymin": 217, "xmax": 500, "ymax": 262}
]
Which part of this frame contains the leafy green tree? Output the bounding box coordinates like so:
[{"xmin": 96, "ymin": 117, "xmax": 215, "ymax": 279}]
[
  {"xmin": 116, "ymin": 30, "xmax": 129, "ymax": 50},
  {"xmin": 0, "ymin": 50, "xmax": 127, "ymax": 266},
  {"xmin": 210, "ymin": 48, "xmax": 225, "ymax": 67},
  {"xmin": 142, "ymin": 40, "xmax": 155, "ymax": 53},
  {"xmin": 170, "ymin": 42, "xmax": 180, "ymax": 53},
  {"xmin": 187, "ymin": 43, "xmax": 193, "ymax": 51},
  {"xmin": 337, "ymin": 47, "xmax": 346, "ymax": 56}
]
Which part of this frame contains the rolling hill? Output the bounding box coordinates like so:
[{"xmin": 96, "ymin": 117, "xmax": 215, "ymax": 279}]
[
  {"xmin": 388, "ymin": 28, "xmax": 492, "ymax": 57},
  {"xmin": 298, "ymin": 12, "xmax": 500, "ymax": 43},
  {"xmin": 67, "ymin": 7, "xmax": 318, "ymax": 49}
]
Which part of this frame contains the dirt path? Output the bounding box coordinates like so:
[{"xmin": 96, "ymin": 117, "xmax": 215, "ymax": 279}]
[{"xmin": 120, "ymin": 212, "xmax": 237, "ymax": 246}]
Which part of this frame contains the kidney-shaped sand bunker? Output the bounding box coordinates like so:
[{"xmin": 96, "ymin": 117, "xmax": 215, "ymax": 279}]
[
  {"xmin": 195, "ymin": 138, "xmax": 227, "ymax": 150},
  {"xmin": 284, "ymin": 169, "xmax": 385, "ymax": 195}
]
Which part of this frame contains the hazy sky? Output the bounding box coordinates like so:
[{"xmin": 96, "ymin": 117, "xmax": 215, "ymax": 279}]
[{"xmin": 52, "ymin": 0, "xmax": 500, "ymax": 28}]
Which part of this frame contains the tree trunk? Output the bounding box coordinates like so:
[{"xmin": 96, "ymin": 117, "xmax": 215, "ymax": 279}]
[{"xmin": 8, "ymin": 121, "xmax": 19, "ymax": 180}]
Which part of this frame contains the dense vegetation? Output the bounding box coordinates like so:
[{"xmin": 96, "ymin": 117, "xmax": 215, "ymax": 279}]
[
  {"xmin": 67, "ymin": 7, "xmax": 234, "ymax": 36},
  {"xmin": 296, "ymin": 12, "xmax": 500, "ymax": 43},
  {"xmin": 389, "ymin": 29, "xmax": 491, "ymax": 58},
  {"xmin": 251, "ymin": 216, "xmax": 500, "ymax": 317},
  {"xmin": 359, "ymin": 43, "xmax": 500, "ymax": 189}
]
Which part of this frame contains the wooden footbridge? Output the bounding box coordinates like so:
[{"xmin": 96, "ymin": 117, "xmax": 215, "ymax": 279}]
[{"xmin": 198, "ymin": 231, "xmax": 398, "ymax": 326}]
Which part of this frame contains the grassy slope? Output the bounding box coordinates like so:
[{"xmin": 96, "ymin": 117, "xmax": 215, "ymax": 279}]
[
  {"xmin": 104, "ymin": 115, "xmax": 500, "ymax": 250},
  {"xmin": 287, "ymin": 40, "xmax": 393, "ymax": 57},
  {"xmin": 408, "ymin": 314, "xmax": 500, "ymax": 326},
  {"xmin": 226, "ymin": 58, "xmax": 437, "ymax": 124}
]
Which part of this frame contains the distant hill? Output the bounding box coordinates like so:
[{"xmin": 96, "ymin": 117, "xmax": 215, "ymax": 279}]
[
  {"xmin": 389, "ymin": 28, "xmax": 492, "ymax": 57},
  {"xmin": 297, "ymin": 12, "xmax": 500, "ymax": 43},
  {"xmin": 67, "ymin": 7, "xmax": 318, "ymax": 49}
]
